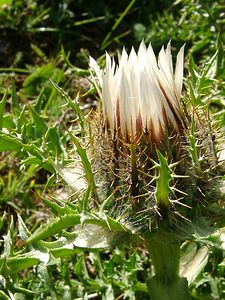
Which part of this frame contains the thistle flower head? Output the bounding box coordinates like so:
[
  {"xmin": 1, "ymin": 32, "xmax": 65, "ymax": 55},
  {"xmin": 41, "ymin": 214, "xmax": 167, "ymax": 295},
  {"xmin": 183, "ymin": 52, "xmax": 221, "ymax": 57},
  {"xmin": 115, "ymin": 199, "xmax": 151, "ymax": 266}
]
[
  {"xmin": 90, "ymin": 41, "xmax": 185, "ymax": 142},
  {"xmin": 89, "ymin": 41, "xmax": 224, "ymax": 234}
]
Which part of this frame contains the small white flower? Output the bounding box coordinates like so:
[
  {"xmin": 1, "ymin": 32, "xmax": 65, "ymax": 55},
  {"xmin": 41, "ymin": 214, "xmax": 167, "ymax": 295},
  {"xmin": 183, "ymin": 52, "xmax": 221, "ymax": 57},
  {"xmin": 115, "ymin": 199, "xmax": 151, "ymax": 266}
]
[{"xmin": 90, "ymin": 41, "xmax": 185, "ymax": 142}]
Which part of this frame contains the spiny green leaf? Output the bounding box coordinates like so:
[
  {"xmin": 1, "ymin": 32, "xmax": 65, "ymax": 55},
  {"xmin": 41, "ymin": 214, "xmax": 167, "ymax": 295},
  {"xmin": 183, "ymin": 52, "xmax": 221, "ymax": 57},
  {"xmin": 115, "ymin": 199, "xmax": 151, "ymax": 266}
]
[
  {"xmin": 45, "ymin": 126, "xmax": 63, "ymax": 156},
  {"xmin": 200, "ymin": 51, "xmax": 218, "ymax": 85},
  {"xmin": 0, "ymin": 256, "xmax": 39, "ymax": 274},
  {"xmin": 27, "ymin": 213, "xmax": 128, "ymax": 244},
  {"xmin": 22, "ymin": 143, "xmax": 44, "ymax": 159},
  {"xmin": 29, "ymin": 105, "xmax": 48, "ymax": 137},
  {"xmin": 0, "ymin": 134, "xmax": 22, "ymax": 152},
  {"xmin": 155, "ymin": 150, "xmax": 172, "ymax": 208},
  {"xmin": 189, "ymin": 54, "xmax": 200, "ymax": 84},
  {"xmin": 69, "ymin": 133, "xmax": 98, "ymax": 202},
  {"xmin": 27, "ymin": 214, "xmax": 81, "ymax": 243},
  {"xmin": 42, "ymin": 225, "xmax": 130, "ymax": 252},
  {"xmin": 42, "ymin": 198, "xmax": 74, "ymax": 216},
  {"xmin": 44, "ymin": 69, "xmax": 64, "ymax": 111},
  {"xmin": 50, "ymin": 81, "xmax": 85, "ymax": 135},
  {"xmin": 0, "ymin": 250, "xmax": 50, "ymax": 274}
]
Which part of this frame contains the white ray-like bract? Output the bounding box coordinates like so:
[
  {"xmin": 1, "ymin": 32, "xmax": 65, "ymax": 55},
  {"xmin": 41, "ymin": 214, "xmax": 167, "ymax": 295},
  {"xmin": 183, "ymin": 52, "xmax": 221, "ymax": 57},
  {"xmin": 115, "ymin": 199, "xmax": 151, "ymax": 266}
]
[{"xmin": 90, "ymin": 41, "xmax": 185, "ymax": 141}]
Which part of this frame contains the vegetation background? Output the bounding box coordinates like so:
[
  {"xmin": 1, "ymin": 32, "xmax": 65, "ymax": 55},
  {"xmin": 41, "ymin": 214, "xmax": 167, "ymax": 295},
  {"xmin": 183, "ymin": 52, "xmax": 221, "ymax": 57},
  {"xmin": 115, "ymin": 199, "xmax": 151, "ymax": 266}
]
[{"xmin": 0, "ymin": 0, "xmax": 224, "ymax": 299}]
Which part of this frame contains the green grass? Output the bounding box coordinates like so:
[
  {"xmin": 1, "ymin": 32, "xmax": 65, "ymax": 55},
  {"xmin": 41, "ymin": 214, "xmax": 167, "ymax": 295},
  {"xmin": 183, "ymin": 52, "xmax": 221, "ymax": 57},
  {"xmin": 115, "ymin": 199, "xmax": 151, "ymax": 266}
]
[{"xmin": 0, "ymin": 0, "xmax": 224, "ymax": 299}]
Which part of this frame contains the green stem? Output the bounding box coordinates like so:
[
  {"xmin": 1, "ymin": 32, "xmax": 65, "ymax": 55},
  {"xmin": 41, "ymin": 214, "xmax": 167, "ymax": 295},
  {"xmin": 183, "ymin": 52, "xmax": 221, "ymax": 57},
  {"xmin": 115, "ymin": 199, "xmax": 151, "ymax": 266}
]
[{"xmin": 145, "ymin": 233, "xmax": 190, "ymax": 300}]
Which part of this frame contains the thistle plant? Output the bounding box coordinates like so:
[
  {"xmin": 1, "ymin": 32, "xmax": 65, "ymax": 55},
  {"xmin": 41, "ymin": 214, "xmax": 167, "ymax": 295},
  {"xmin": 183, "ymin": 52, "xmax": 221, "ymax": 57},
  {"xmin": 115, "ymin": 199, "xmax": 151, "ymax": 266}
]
[
  {"xmin": 88, "ymin": 42, "xmax": 225, "ymax": 299},
  {"xmin": 5, "ymin": 41, "xmax": 223, "ymax": 300}
]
